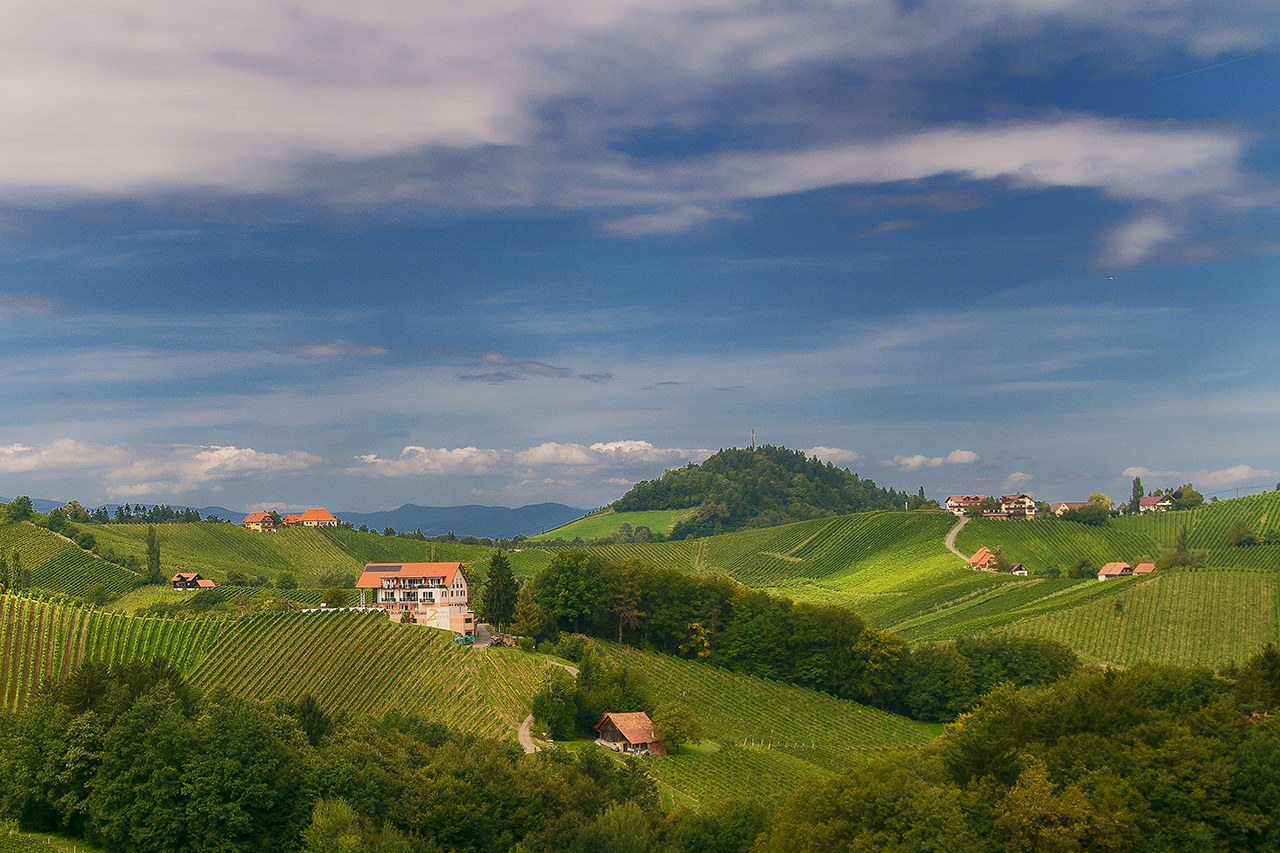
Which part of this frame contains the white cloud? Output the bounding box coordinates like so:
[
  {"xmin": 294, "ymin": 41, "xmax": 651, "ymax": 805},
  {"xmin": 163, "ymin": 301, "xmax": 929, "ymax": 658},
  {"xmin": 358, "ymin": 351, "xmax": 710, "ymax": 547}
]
[
  {"xmin": 1123, "ymin": 464, "xmax": 1278, "ymax": 490},
  {"xmin": 599, "ymin": 206, "xmax": 718, "ymax": 237},
  {"xmin": 884, "ymin": 449, "xmax": 981, "ymax": 470},
  {"xmin": 805, "ymin": 446, "xmax": 866, "ymax": 466},
  {"xmin": 351, "ymin": 440, "xmax": 709, "ymax": 479},
  {"xmin": 267, "ymin": 339, "xmax": 388, "ymax": 357},
  {"xmin": 0, "ymin": 439, "xmax": 320, "ymax": 498},
  {"xmin": 1005, "ymin": 471, "xmax": 1034, "ymax": 489},
  {"xmin": 1105, "ymin": 215, "xmax": 1177, "ymax": 267}
]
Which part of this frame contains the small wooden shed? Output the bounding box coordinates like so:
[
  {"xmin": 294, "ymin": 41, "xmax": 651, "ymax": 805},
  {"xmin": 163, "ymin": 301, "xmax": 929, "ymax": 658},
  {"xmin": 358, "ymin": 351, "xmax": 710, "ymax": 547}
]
[{"xmin": 594, "ymin": 712, "xmax": 667, "ymax": 757}]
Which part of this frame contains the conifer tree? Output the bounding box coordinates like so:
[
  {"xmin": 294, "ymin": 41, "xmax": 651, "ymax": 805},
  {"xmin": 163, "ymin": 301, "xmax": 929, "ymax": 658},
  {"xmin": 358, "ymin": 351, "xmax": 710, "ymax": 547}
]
[
  {"xmin": 480, "ymin": 549, "xmax": 519, "ymax": 634},
  {"xmin": 146, "ymin": 525, "xmax": 162, "ymax": 584}
]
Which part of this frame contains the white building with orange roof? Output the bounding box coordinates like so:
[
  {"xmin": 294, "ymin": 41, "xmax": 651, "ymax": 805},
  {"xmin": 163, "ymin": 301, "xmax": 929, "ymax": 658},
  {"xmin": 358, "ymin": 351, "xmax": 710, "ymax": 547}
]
[{"xmin": 356, "ymin": 562, "xmax": 474, "ymax": 635}]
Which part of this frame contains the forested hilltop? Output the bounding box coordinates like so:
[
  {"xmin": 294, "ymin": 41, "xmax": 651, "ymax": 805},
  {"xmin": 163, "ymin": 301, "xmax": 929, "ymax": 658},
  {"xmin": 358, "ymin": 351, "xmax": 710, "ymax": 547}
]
[{"xmin": 612, "ymin": 445, "xmax": 919, "ymax": 538}]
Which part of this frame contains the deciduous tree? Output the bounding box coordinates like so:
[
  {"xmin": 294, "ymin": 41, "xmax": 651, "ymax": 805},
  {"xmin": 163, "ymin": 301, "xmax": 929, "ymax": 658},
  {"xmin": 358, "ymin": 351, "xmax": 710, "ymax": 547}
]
[{"xmin": 652, "ymin": 701, "xmax": 702, "ymax": 754}]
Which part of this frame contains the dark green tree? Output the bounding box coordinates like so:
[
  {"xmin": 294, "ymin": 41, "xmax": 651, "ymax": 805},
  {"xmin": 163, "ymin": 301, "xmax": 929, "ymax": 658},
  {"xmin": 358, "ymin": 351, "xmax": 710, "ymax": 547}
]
[
  {"xmin": 7, "ymin": 495, "xmax": 33, "ymax": 522},
  {"xmin": 145, "ymin": 525, "xmax": 162, "ymax": 584},
  {"xmin": 1130, "ymin": 476, "xmax": 1144, "ymax": 515},
  {"xmin": 535, "ymin": 551, "xmax": 605, "ymax": 634},
  {"xmin": 652, "ymin": 701, "xmax": 703, "ymax": 754},
  {"xmin": 276, "ymin": 572, "xmax": 297, "ymax": 590},
  {"xmin": 478, "ymin": 550, "xmax": 519, "ymax": 634}
]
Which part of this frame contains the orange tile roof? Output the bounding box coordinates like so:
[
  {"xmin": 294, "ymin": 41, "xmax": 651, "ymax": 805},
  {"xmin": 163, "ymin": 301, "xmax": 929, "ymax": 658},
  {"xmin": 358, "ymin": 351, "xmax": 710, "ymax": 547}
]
[
  {"xmin": 594, "ymin": 711, "xmax": 659, "ymax": 745},
  {"xmin": 1133, "ymin": 562, "xmax": 1156, "ymax": 573},
  {"xmin": 196, "ymin": 579, "xmax": 216, "ymax": 588},
  {"xmin": 1098, "ymin": 562, "xmax": 1132, "ymax": 576},
  {"xmin": 241, "ymin": 512, "xmax": 272, "ymax": 524},
  {"xmin": 282, "ymin": 514, "xmax": 302, "ymax": 524},
  {"xmin": 356, "ymin": 562, "xmax": 467, "ymax": 589},
  {"xmin": 298, "ymin": 508, "xmax": 337, "ymax": 522},
  {"xmin": 968, "ymin": 547, "xmax": 994, "ymax": 565}
]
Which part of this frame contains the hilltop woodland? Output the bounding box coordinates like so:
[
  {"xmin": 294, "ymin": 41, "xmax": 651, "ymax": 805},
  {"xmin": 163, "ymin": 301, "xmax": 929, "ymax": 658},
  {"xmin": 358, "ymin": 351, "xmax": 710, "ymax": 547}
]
[{"xmin": 612, "ymin": 445, "xmax": 926, "ymax": 538}]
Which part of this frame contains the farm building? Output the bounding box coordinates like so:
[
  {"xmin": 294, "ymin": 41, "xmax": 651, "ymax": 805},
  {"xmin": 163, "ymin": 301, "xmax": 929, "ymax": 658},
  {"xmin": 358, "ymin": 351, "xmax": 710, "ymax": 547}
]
[
  {"xmin": 968, "ymin": 547, "xmax": 996, "ymax": 569},
  {"xmin": 172, "ymin": 572, "xmax": 216, "ymax": 590},
  {"xmin": 1139, "ymin": 495, "xmax": 1174, "ymax": 513},
  {"xmin": 356, "ymin": 562, "xmax": 474, "ymax": 635},
  {"xmin": 281, "ymin": 508, "xmax": 339, "ymax": 527},
  {"xmin": 1097, "ymin": 562, "xmax": 1133, "ymax": 580},
  {"xmin": 1134, "ymin": 562, "xmax": 1156, "ymax": 574},
  {"xmin": 1009, "ymin": 563, "xmax": 1028, "ymax": 576},
  {"xmin": 1050, "ymin": 501, "xmax": 1090, "ymax": 516},
  {"xmin": 1000, "ymin": 493, "xmax": 1037, "ymax": 518},
  {"xmin": 240, "ymin": 511, "xmax": 276, "ymax": 532},
  {"xmin": 594, "ymin": 711, "xmax": 666, "ymax": 757},
  {"xmin": 946, "ymin": 495, "xmax": 985, "ymax": 517}
]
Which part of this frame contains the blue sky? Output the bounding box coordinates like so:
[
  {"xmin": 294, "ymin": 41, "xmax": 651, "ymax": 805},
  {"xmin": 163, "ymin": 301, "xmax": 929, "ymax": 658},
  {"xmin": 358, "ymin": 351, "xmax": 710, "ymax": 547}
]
[{"xmin": 1, "ymin": 0, "xmax": 1277, "ymax": 512}]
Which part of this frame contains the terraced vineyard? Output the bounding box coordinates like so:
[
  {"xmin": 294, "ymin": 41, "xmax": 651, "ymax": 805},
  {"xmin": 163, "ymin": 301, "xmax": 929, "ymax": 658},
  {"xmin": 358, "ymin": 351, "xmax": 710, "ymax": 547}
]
[
  {"xmin": 189, "ymin": 612, "xmax": 549, "ymax": 737},
  {"xmin": 992, "ymin": 571, "xmax": 1279, "ymax": 668},
  {"xmin": 595, "ymin": 643, "xmax": 936, "ymax": 804},
  {"xmin": 955, "ymin": 491, "xmax": 1280, "ymax": 573},
  {"xmin": 0, "ymin": 522, "xmax": 140, "ymax": 598},
  {"xmin": 0, "ymin": 593, "xmax": 227, "ymax": 709}
]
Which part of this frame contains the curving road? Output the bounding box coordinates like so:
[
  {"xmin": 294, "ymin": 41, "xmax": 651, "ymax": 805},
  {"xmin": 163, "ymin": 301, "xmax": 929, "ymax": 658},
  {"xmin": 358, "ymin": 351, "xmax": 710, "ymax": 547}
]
[
  {"xmin": 944, "ymin": 516, "xmax": 970, "ymax": 561},
  {"xmin": 516, "ymin": 658, "xmax": 580, "ymax": 754}
]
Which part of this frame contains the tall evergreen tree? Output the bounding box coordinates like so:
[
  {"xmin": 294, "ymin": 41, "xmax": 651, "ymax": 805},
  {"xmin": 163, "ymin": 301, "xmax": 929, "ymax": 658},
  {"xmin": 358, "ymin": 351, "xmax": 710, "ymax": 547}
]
[
  {"xmin": 11, "ymin": 550, "xmax": 23, "ymax": 590},
  {"xmin": 1130, "ymin": 476, "xmax": 1144, "ymax": 515},
  {"xmin": 0, "ymin": 551, "xmax": 8, "ymax": 589},
  {"xmin": 145, "ymin": 525, "xmax": 162, "ymax": 584},
  {"xmin": 479, "ymin": 550, "xmax": 519, "ymax": 634}
]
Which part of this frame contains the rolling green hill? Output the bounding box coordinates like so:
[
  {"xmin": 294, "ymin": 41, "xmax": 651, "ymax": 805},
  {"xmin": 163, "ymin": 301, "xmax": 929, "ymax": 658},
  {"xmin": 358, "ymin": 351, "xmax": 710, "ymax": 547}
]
[
  {"xmin": 0, "ymin": 522, "xmax": 141, "ymax": 599},
  {"xmin": 82, "ymin": 523, "xmax": 553, "ymax": 588},
  {"xmin": 527, "ymin": 508, "xmax": 693, "ymax": 542},
  {"xmin": 0, "ymin": 593, "xmax": 226, "ymax": 710}
]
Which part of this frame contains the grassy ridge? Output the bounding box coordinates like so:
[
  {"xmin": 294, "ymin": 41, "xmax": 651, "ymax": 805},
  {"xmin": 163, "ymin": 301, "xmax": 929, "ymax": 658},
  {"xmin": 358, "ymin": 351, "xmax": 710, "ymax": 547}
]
[
  {"xmin": 0, "ymin": 522, "xmax": 140, "ymax": 598},
  {"xmin": 188, "ymin": 612, "xmax": 549, "ymax": 737},
  {"xmin": 0, "ymin": 593, "xmax": 227, "ymax": 709},
  {"xmin": 527, "ymin": 509, "xmax": 693, "ymax": 542}
]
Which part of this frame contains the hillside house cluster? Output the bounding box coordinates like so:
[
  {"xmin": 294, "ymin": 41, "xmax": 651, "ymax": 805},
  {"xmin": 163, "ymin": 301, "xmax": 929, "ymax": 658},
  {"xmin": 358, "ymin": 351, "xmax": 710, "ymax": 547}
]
[
  {"xmin": 1098, "ymin": 562, "xmax": 1156, "ymax": 580},
  {"xmin": 356, "ymin": 562, "xmax": 475, "ymax": 636},
  {"xmin": 946, "ymin": 493, "xmax": 1038, "ymax": 519},
  {"xmin": 240, "ymin": 508, "xmax": 339, "ymax": 532}
]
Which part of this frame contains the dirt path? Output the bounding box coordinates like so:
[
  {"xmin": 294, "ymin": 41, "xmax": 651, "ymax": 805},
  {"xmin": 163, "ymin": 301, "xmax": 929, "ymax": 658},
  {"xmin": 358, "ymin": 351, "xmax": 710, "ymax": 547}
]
[
  {"xmin": 945, "ymin": 516, "xmax": 969, "ymax": 561},
  {"xmin": 517, "ymin": 659, "xmax": 580, "ymax": 754}
]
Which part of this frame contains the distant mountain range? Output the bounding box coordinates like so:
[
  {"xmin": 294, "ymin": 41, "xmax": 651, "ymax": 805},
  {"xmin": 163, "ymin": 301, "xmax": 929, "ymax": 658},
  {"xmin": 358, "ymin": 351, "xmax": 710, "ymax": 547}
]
[
  {"xmin": 0, "ymin": 496, "xmax": 588, "ymax": 539},
  {"xmin": 334, "ymin": 503, "xmax": 588, "ymax": 539}
]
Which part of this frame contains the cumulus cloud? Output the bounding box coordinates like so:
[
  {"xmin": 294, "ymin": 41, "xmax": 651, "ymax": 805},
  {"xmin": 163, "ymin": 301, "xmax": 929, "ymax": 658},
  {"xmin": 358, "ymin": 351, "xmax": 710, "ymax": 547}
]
[
  {"xmin": 350, "ymin": 440, "xmax": 710, "ymax": 479},
  {"xmin": 883, "ymin": 449, "xmax": 981, "ymax": 470},
  {"xmin": 1123, "ymin": 464, "xmax": 1278, "ymax": 490},
  {"xmin": 1005, "ymin": 471, "xmax": 1034, "ymax": 489},
  {"xmin": 0, "ymin": 439, "xmax": 320, "ymax": 498},
  {"xmin": 804, "ymin": 446, "xmax": 866, "ymax": 466}
]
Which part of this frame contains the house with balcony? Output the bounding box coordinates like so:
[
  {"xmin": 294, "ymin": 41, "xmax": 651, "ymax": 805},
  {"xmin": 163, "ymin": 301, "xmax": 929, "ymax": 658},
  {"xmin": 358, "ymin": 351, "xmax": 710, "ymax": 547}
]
[
  {"xmin": 240, "ymin": 511, "xmax": 276, "ymax": 532},
  {"xmin": 945, "ymin": 495, "xmax": 985, "ymax": 517},
  {"xmin": 356, "ymin": 562, "xmax": 474, "ymax": 635},
  {"xmin": 1000, "ymin": 493, "xmax": 1037, "ymax": 519}
]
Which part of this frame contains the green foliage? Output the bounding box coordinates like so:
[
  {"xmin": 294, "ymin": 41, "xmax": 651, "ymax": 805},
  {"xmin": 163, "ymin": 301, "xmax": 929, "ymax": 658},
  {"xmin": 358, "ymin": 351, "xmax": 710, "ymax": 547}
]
[
  {"xmin": 323, "ymin": 587, "xmax": 350, "ymax": 608},
  {"xmin": 478, "ymin": 550, "xmax": 518, "ymax": 633},
  {"xmin": 1060, "ymin": 503, "xmax": 1110, "ymax": 526},
  {"xmin": 535, "ymin": 551, "xmax": 606, "ymax": 633},
  {"xmin": 530, "ymin": 666, "xmax": 578, "ymax": 739},
  {"xmin": 528, "ymin": 509, "xmax": 686, "ymax": 543},
  {"xmin": 5, "ymin": 497, "xmax": 32, "ymax": 523},
  {"xmin": 614, "ymin": 445, "xmax": 911, "ymax": 537},
  {"xmin": 652, "ymin": 702, "xmax": 702, "ymax": 754},
  {"xmin": 276, "ymin": 571, "xmax": 298, "ymax": 590},
  {"xmin": 145, "ymin": 525, "xmax": 162, "ymax": 584}
]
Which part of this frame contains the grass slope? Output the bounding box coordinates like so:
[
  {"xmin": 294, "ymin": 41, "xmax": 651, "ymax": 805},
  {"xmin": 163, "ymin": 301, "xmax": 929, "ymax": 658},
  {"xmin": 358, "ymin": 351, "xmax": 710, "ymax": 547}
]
[
  {"xmin": 0, "ymin": 522, "xmax": 140, "ymax": 599},
  {"xmin": 83, "ymin": 523, "xmax": 552, "ymax": 587},
  {"xmin": 0, "ymin": 593, "xmax": 227, "ymax": 710},
  {"xmin": 188, "ymin": 612, "xmax": 548, "ymax": 738},
  {"xmin": 528, "ymin": 509, "xmax": 693, "ymax": 542},
  {"xmin": 594, "ymin": 643, "xmax": 937, "ymax": 805}
]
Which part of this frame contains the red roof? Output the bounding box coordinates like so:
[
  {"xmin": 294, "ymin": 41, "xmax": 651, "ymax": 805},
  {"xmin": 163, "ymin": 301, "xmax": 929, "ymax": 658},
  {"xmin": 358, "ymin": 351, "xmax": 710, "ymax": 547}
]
[
  {"xmin": 968, "ymin": 547, "xmax": 994, "ymax": 566},
  {"xmin": 1133, "ymin": 562, "xmax": 1156, "ymax": 573},
  {"xmin": 1001, "ymin": 493, "xmax": 1032, "ymax": 502},
  {"xmin": 594, "ymin": 711, "xmax": 659, "ymax": 745},
  {"xmin": 1098, "ymin": 562, "xmax": 1132, "ymax": 577},
  {"xmin": 356, "ymin": 562, "xmax": 467, "ymax": 589},
  {"xmin": 947, "ymin": 495, "xmax": 984, "ymax": 504},
  {"xmin": 282, "ymin": 514, "xmax": 302, "ymax": 524},
  {"xmin": 297, "ymin": 508, "xmax": 337, "ymax": 522},
  {"xmin": 241, "ymin": 512, "xmax": 272, "ymax": 524},
  {"xmin": 196, "ymin": 579, "xmax": 216, "ymax": 588},
  {"xmin": 1139, "ymin": 495, "xmax": 1172, "ymax": 507}
]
